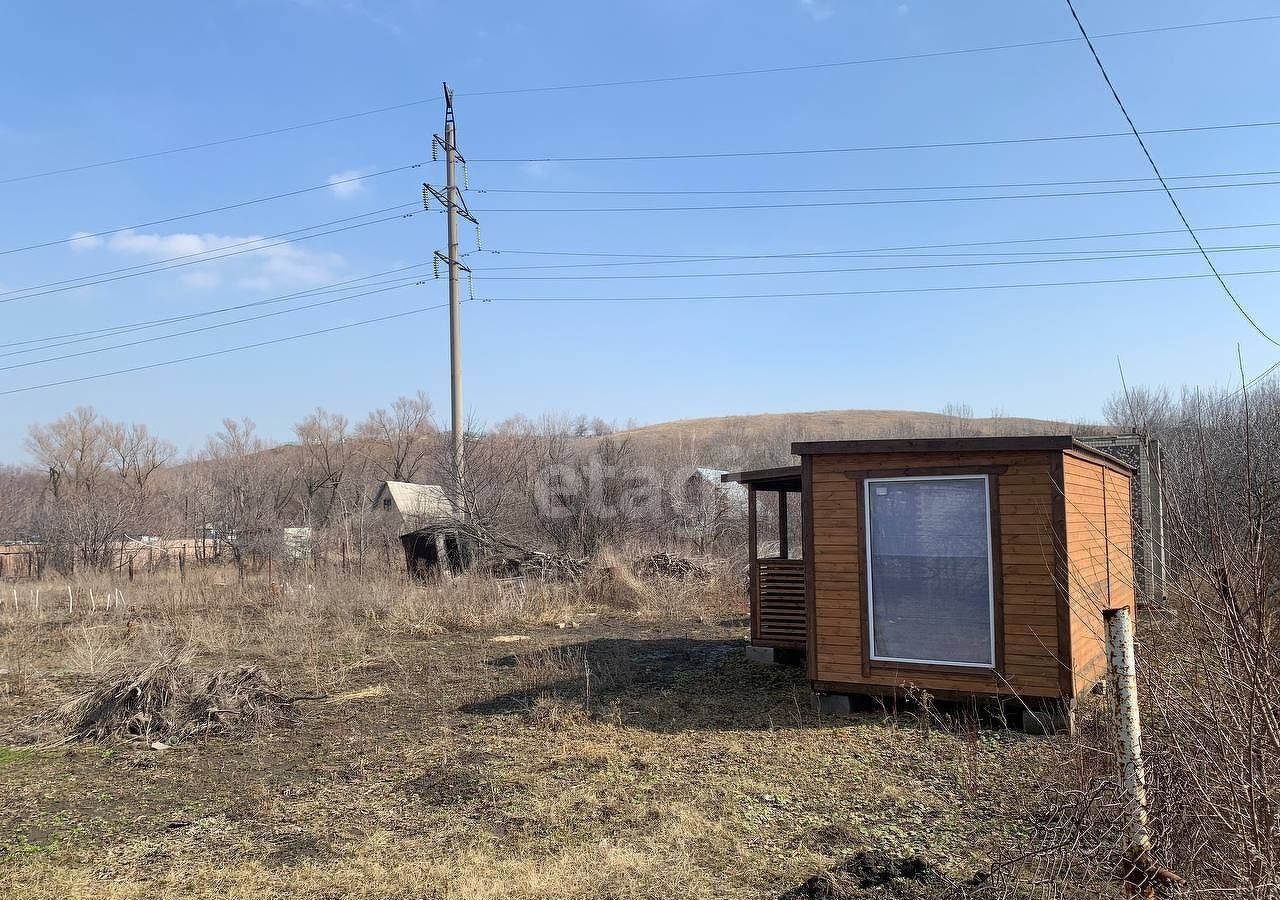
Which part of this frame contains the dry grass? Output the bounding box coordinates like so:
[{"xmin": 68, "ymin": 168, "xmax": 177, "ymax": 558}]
[{"xmin": 0, "ymin": 564, "xmax": 1059, "ymax": 900}]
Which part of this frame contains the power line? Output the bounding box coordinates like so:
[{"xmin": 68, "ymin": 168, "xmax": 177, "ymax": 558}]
[
  {"xmin": 0, "ymin": 163, "xmax": 426, "ymax": 257},
  {"xmin": 470, "ymin": 250, "xmax": 1280, "ymax": 282},
  {"xmin": 14, "ymin": 241, "xmax": 1280, "ymax": 358},
  {"xmin": 4, "ymin": 12, "xmax": 1276, "ymax": 185},
  {"xmin": 467, "ymin": 177, "xmax": 1280, "ymax": 212},
  {"xmin": 0, "ymin": 280, "xmax": 428, "ymax": 373},
  {"xmin": 1065, "ymin": 0, "xmax": 1280, "ymax": 348},
  {"xmin": 0, "ymin": 104, "xmax": 443, "ymax": 186},
  {"xmin": 467, "ymin": 118, "xmax": 1280, "ymax": 164},
  {"xmin": 480, "ymin": 266, "xmax": 1280, "ymax": 304},
  {"xmin": 457, "ymin": 13, "xmax": 1280, "ymax": 98},
  {"xmin": 471, "ymin": 242, "xmax": 1280, "ymax": 272},
  {"xmin": 17, "ymin": 238, "xmax": 1280, "ymax": 358},
  {"xmin": 0, "ymin": 204, "xmax": 421, "ymax": 305},
  {"xmin": 0, "ymin": 302, "xmax": 452, "ymax": 397},
  {"xmin": 0, "ymin": 265, "xmax": 430, "ymax": 355},
  {"xmin": 470, "ymin": 222, "xmax": 1280, "ymax": 272},
  {"xmin": 477, "ymin": 219, "xmax": 1280, "ymax": 262},
  {"xmin": 474, "ymin": 168, "xmax": 1280, "ymax": 195}
]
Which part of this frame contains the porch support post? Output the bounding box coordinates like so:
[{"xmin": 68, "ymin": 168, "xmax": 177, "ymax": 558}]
[
  {"xmin": 747, "ymin": 486, "xmax": 758, "ymax": 642},
  {"xmin": 778, "ymin": 490, "xmax": 789, "ymax": 560}
]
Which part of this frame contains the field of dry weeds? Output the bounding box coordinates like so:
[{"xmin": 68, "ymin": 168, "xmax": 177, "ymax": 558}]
[{"xmin": 0, "ymin": 569, "xmax": 1064, "ymax": 900}]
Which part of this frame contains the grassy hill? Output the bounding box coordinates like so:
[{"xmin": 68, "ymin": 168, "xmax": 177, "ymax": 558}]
[{"xmin": 607, "ymin": 407, "xmax": 1097, "ymax": 468}]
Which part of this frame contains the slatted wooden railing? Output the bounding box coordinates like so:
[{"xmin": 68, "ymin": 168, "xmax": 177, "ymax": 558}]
[{"xmin": 754, "ymin": 557, "xmax": 806, "ymax": 648}]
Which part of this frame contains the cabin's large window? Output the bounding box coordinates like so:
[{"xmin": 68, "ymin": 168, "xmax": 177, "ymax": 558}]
[{"xmin": 864, "ymin": 475, "xmax": 995, "ymax": 667}]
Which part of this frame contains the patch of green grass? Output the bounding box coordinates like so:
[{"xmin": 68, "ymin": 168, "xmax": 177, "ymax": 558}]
[
  {"xmin": 3, "ymin": 834, "xmax": 59, "ymax": 856},
  {"xmin": 0, "ymin": 748, "xmax": 33, "ymax": 767}
]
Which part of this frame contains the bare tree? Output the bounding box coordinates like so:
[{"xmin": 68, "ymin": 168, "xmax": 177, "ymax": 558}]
[
  {"xmin": 105, "ymin": 422, "xmax": 174, "ymax": 508},
  {"xmin": 25, "ymin": 405, "xmax": 113, "ymax": 497},
  {"xmin": 23, "ymin": 407, "xmax": 174, "ymax": 571},
  {"xmin": 294, "ymin": 407, "xmax": 353, "ymax": 526},
  {"xmin": 1103, "ymin": 385, "xmax": 1174, "ymax": 434},
  {"xmin": 194, "ymin": 417, "xmax": 297, "ymax": 571},
  {"xmin": 358, "ymin": 390, "xmax": 437, "ymax": 482}
]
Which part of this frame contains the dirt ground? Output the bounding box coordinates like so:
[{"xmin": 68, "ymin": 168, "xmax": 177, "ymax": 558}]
[{"xmin": 0, "ymin": 590, "xmax": 1064, "ymax": 900}]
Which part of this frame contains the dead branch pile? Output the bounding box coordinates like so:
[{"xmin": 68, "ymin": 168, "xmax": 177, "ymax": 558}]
[
  {"xmin": 488, "ymin": 550, "xmax": 589, "ymax": 581},
  {"xmin": 37, "ymin": 648, "xmax": 295, "ymax": 745},
  {"xmin": 629, "ymin": 552, "xmax": 712, "ymax": 581}
]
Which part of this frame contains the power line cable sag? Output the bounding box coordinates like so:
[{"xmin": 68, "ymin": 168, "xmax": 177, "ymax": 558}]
[
  {"xmin": 467, "ymin": 177, "xmax": 1280, "ymax": 212},
  {"xmin": 470, "ymin": 242, "xmax": 1280, "ymax": 272},
  {"xmin": 12, "ymin": 253, "xmax": 1271, "ymax": 371},
  {"xmin": 466, "ymin": 118, "xmax": 1280, "ymax": 164},
  {"xmin": 475, "ymin": 220, "xmax": 1280, "ymax": 265},
  {"xmin": 479, "ymin": 266, "xmax": 1280, "ymax": 304},
  {"xmin": 1065, "ymin": 0, "xmax": 1280, "ymax": 347},
  {"xmin": 474, "ymin": 169, "xmax": 1280, "ymax": 195},
  {"xmin": 0, "ymin": 266, "xmax": 431, "ymax": 356},
  {"xmin": 3, "ymin": 12, "xmax": 1276, "ymax": 185},
  {"xmin": 13, "ymin": 242, "xmax": 1280, "ymax": 360},
  {"xmin": 0, "ymin": 280, "xmax": 429, "ymax": 373},
  {"xmin": 456, "ymin": 13, "xmax": 1280, "ymax": 98},
  {"xmin": 12, "ymin": 164, "xmax": 1279, "ymax": 264},
  {"xmin": 0, "ymin": 302, "xmax": 453, "ymax": 397},
  {"xmin": 10, "ymin": 266, "xmax": 1280, "ymax": 397},
  {"xmin": 0, "ymin": 163, "xmax": 426, "ymax": 257},
  {"xmin": 0, "ymin": 264, "xmax": 429, "ymax": 350},
  {"xmin": 0, "ymin": 205, "xmax": 422, "ymax": 305},
  {"xmin": 468, "ymin": 251, "xmax": 1280, "ymax": 282}
]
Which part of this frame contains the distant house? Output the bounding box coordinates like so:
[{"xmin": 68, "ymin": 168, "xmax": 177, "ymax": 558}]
[
  {"xmin": 677, "ymin": 468, "xmax": 750, "ymax": 552},
  {"xmin": 372, "ymin": 481, "xmax": 453, "ymax": 534},
  {"xmin": 370, "ymin": 481, "xmax": 467, "ymax": 576},
  {"xmin": 283, "ymin": 527, "xmax": 312, "ymax": 561},
  {"xmin": 689, "ymin": 467, "xmax": 748, "ymax": 507}
]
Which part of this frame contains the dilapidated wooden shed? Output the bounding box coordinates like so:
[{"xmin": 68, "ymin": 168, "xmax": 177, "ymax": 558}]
[{"xmin": 725, "ymin": 436, "xmax": 1135, "ymax": 703}]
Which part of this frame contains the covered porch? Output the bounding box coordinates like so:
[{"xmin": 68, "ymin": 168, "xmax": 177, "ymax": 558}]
[{"xmin": 722, "ymin": 466, "xmax": 806, "ymax": 651}]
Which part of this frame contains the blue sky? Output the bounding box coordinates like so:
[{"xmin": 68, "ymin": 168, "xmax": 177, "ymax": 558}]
[{"xmin": 3, "ymin": 0, "xmax": 1280, "ymax": 460}]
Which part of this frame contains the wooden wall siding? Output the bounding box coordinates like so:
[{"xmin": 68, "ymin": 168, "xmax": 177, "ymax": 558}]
[
  {"xmin": 808, "ymin": 450, "xmax": 1065, "ymax": 698},
  {"xmin": 1062, "ymin": 452, "xmax": 1136, "ymax": 694}
]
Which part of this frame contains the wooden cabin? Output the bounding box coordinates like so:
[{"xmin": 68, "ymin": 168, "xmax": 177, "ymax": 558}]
[{"xmin": 724, "ymin": 436, "xmax": 1135, "ymax": 705}]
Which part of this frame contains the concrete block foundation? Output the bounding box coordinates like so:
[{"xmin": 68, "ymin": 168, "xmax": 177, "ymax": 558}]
[{"xmin": 812, "ymin": 693, "xmax": 852, "ymax": 716}]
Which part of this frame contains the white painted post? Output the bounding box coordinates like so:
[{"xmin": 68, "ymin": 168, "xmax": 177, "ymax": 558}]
[
  {"xmin": 68, "ymin": 585, "xmax": 74, "ymax": 615},
  {"xmin": 1104, "ymin": 606, "xmax": 1152, "ymax": 856}
]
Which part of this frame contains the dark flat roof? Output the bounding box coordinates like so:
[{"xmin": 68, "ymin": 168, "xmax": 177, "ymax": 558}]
[
  {"xmin": 720, "ymin": 465, "xmax": 802, "ymax": 491},
  {"xmin": 790, "ymin": 435, "xmax": 1133, "ymax": 473}
]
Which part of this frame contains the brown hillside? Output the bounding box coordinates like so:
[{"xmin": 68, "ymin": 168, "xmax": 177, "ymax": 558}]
[{"xmin": 605, "ymin": 408, "xmax": 1101, "ymax": 468}]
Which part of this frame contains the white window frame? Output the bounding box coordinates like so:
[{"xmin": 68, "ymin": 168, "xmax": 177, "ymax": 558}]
[{"xmin": 864, "ymin": 473, "xmax": 997, "ymax": 669}]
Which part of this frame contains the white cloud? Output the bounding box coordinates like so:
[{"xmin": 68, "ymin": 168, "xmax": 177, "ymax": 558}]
[
  {"xmin": 178, "ymin": 270, "xmax": 222, "ymax": 291},
  {"xmin": 327, "ymin": 168, "xmax": 371, "ymax": 198},
  {"xmin": 69, "ymin": 227, "xmax": 344, "ymax": 291},
  {"xmin": 69, "ymin": 231, "xmax": 103, "ymax": 251},
  {"xmin": 799, "ymin": 0, "xmax": 836, "ymax": 21}
]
